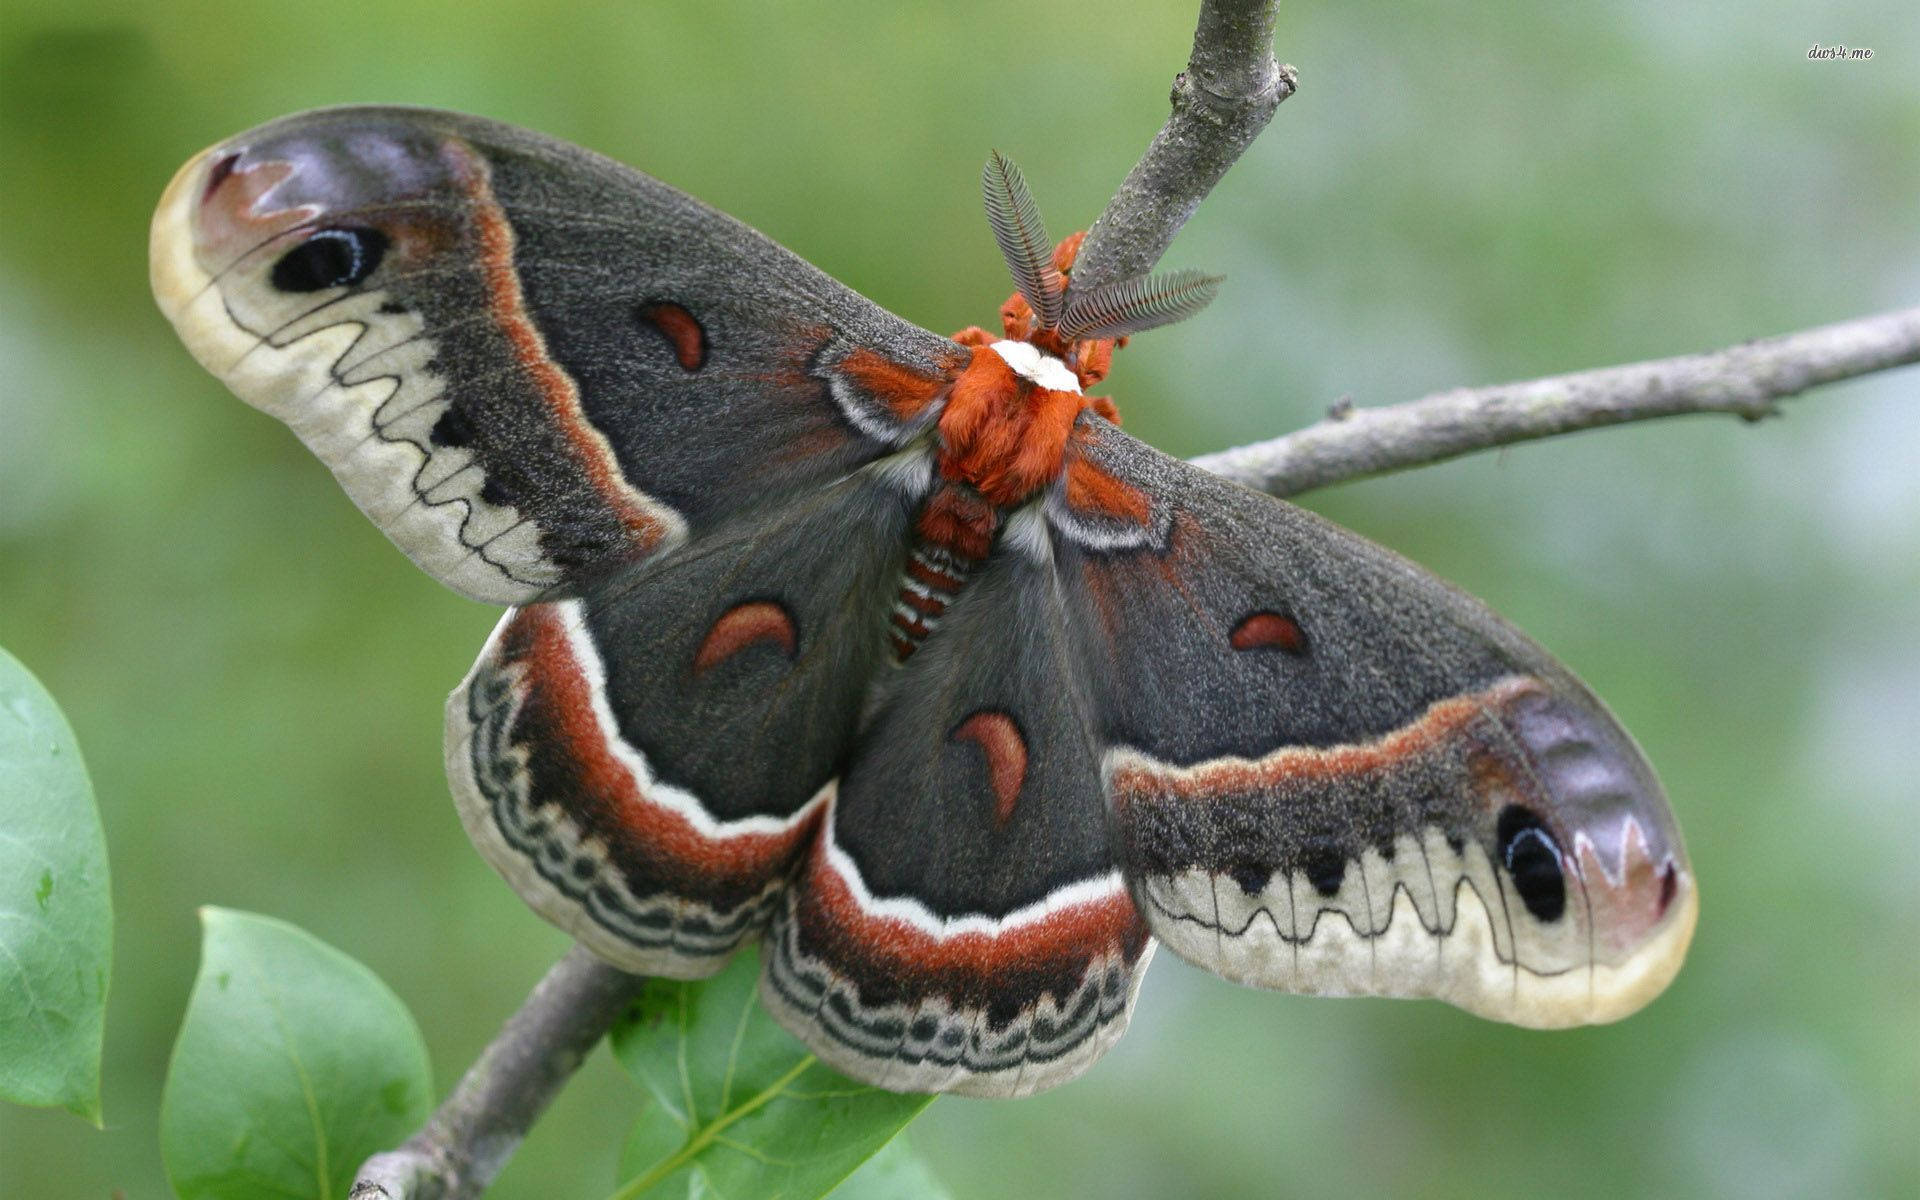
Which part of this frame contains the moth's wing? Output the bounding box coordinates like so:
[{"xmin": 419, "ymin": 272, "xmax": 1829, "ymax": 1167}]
[
  {"xmin": 761, "ymin": 543, "xmax": 1153, "ymax": 1098},
  {"xmin": 1050, "ymin": 420, "xmax": 1696, "ymax": 1028},
  {"xmin": 152, "ymin": 105, "xmax": 961, "ymax": 603},
  {"xmin": 445, "ymin": 468, "xmax": 914, "ymax": 977}
]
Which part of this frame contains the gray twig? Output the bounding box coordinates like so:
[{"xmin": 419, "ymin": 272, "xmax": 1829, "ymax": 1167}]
[
  {"xmin": 1191, "ymin": 306, "xmax": 1920, "ymax": 498},
  {"xmin": 1068, "ymin": 0, "xmax": 1295, "ymax": 297},
  {"xmin": 349, "ymin": 947, "xmax": 646, "ymax": 1200}
]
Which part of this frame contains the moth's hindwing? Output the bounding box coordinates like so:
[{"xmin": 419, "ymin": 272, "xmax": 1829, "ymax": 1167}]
[
  {"xmin": 761, "ymin": 549, "xmax": 1153, "ymax": 1098},
  {"xmin": 445, "ymin": 473, "xmax": 914, "ymax": 977},
  {"xmin": 151, "ymin": 105, "xmax": 962, "ymax": 603},
  {"xmin": 1053, "ymin": 421, "xmax": 1696, "ymax": 1028}
]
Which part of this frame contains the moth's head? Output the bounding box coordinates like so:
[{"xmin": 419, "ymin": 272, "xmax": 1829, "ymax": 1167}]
[
  {"xmin": 979, "ymin": 152, "xmax": 1220, "ymax": 391},
  {"xmin": 150, "ymin": 107, "xmax": 479, "ymax": 381}
]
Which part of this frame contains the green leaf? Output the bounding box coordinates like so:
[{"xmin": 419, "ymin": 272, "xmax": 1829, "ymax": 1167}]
[
  {"xmin": 608, "ymin": 948, "xmax": 934, "ymax": 1200},
  {"xmin": 160, "ymin": 908, "xmax": 433, "ymax": 1200},
  {"xmin": 828, "ymin": 1136, "xmax": 954, "ymax": 1200},
  {"xmin": 0, "ymin": 645, "xmax": 111, "ymax": 1122}
]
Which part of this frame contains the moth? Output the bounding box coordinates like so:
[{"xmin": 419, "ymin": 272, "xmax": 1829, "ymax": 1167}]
[{"xmin": 150, "ymin": 107, "xmax": 1696, "ymax": 1098}]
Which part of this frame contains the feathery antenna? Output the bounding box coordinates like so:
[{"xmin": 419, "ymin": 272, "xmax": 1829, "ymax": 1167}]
[
  {"xmin": 1056, "ymin": 269, "xmax": 1223, "ymax": 342},
  {"xmin": 981, "ymin": 151, "xmax": 1066, "ymax": 330}
]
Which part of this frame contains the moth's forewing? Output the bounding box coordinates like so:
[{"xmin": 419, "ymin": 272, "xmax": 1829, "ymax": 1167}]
[
  {"xmin": 150, "ymin": 105, "xmax": 958, "ymax": 602},
  {"xmin": 1059, "ymin": 423, "xmax": 1696, "ymax": 1028}
]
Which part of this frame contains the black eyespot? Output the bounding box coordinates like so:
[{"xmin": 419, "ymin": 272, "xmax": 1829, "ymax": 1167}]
[
  {"xmin": 1497, "ymin": 805, "xmax": 1566, "ymax": 923},
  {"xmin": 270, "ymin": 226, "xmax": 388, "ymax": 292}
]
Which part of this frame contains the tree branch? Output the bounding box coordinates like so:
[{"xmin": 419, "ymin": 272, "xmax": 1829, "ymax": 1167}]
[
  {"xmin": 1068, "ymin": 0, "xmax": 1296, "ymax": 297},
  {"xmin": 1193, "ymin": 305, "xmax": 1920, "ymax": 498},
  {"xmin": 349, "ymin": 947, "xmax": 647, "ymax": 1200}
]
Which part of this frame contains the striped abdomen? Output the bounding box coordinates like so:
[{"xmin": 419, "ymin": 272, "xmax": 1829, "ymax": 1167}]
[{"xmin": 889, "ymin": 542, "xmax": 979, "ymax": 661}]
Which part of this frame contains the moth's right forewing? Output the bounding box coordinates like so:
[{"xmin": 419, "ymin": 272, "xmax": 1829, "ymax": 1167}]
[{"xmin": 1053, "ymin": 425, "xmax": 1696, "ymax": 1028}]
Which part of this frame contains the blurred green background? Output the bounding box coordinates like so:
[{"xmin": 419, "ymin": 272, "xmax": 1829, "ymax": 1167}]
[{"xmin": 3, "ymin": 1, "xmax": 1916, "ymax": 1196}]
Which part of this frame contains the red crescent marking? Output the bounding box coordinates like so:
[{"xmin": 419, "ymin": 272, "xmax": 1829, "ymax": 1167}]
[
  {"xmin": 952, "ymin": 711, "xmax": 1028, "ymax": 824},
  {"xmin": 509, "ymin": 607, "xmax": 819, "ymax": 885},
  {"xmin": 1110, "ymin": 677, "xmax": 1541, "ymax": 802},
  {"xmin": 797, "ymin": 833, "xmax": 1147, "ymax": 978},
  {"xmin": 692, "ymin": 601, "xmax": 797, "ymax": 675},
  {"xmin": 452, "ymin": 144, "xmax": 670, "ymax": 551},
  {"xmin": 637, "ymin": 302, "xmax": 706, "ymax": 371},
  {"xmin": 1229, "ymin": 611, "xmax": 1308, "ymax": 654}
]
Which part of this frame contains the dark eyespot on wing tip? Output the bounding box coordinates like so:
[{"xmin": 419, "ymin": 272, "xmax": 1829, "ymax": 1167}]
[
  {"xmin": 1496, "ymin": 804, "xmax": 1567, "ymax": 923},
  {"xmin": 270, "ymin": 226, "xmax": 388, "ymax": 293}
]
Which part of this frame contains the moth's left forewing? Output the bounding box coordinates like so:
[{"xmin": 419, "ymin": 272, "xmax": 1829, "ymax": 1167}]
[
  {"xmin": 152, "ymin": 106, "xmax": 962, "ymax": 604},
  {"xmin": 1051, "ymin": 422, "xmax": 1696, "ymax": 1028}
]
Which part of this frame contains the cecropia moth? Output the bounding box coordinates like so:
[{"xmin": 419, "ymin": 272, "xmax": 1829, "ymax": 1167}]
[{"xmin": 150, "ymin": 107, "xmax": 1695, "ymax": 1098}]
